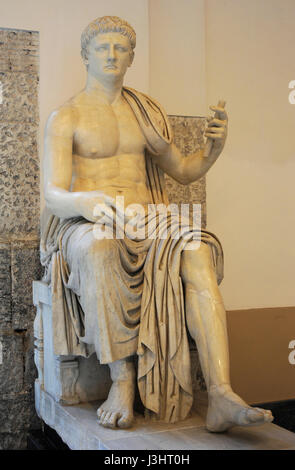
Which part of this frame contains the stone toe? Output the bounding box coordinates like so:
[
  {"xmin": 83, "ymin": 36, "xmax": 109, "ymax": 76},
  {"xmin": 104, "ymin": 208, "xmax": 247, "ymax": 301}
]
[
  {"xmin": 105, "ymin": 412, "xmax": 120, "ymax": 429},
  {"xmin": 99, "ymin": 410, "xmax": 107, "ymax": 424},
  {"xmin": 118, "ymin": 413, "xmax": 133, "ymax": 429},
  {"xmin": 97, "ymin": 408, "xmax": 103, "ymax": 419},
  {"xmin": 246, "ymin": 408, "xmax": 265, "ymax": 424}
]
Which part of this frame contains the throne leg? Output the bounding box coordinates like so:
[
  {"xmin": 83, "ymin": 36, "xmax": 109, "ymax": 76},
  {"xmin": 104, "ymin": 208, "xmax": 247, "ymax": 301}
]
[
  {"xmin": 33, "ymin": 302, "xmax": 44, "ymax": 417},
  {"xmin": 54, "ymin": 357, "xmax": 80, "ymax": 405},
  {"xmin": 34, "ymin": 303, "xmax": 44, "ymax": 388}
]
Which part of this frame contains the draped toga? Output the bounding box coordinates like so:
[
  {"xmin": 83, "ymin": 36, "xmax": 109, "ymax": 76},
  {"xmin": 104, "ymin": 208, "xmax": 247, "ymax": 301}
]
[{"xmin": 40, "ymin": 87, "xmax": 224, "ymax": 423}]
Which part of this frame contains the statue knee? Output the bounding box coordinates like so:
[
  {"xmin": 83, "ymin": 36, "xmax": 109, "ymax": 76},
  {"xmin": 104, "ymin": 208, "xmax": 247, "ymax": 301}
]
[
  {"xmin": 181, "ymin": 243, "xmax": 217, "ymax": 290},
  {"xmin": 79, "ymin": 235, "xmax": 118, "ymax": 265},
  {"xmin": 181, "ymin": 242, "xmax": 212, "ymax": 274}
]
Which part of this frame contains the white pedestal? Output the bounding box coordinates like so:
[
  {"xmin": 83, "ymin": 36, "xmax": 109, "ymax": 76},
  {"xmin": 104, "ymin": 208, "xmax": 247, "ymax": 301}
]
[{"xmin": 35, "ymin": 385, "xmax": 295, "ymax": 450}]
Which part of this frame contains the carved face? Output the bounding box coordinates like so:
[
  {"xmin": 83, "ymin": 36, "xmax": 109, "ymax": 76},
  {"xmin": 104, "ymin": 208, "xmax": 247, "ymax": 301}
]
[{"xmin": 86, "ymin": 32, "xmax": 134, "ymax": 82}]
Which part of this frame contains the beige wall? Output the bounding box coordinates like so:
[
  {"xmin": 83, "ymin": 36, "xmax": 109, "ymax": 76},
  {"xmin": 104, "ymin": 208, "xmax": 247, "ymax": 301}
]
[{"xmin": 149, "ymin": 0, "xmax": 207, "ymax": 115}]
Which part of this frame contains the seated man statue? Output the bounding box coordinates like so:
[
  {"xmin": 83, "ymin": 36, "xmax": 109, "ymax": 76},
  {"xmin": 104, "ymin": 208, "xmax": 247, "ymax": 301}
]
[{"xmin": 41, "ymin": 16, "xmax": 273, "ymax": 431}]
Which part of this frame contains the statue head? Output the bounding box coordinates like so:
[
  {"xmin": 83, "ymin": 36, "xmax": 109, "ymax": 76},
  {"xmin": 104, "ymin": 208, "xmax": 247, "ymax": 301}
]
[{"xmin": 81, "ymin": 16, "xmax": 136, "ymax": 67}]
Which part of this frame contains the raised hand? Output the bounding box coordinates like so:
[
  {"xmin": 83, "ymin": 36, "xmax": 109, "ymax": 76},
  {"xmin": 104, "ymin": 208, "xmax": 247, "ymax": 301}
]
[{"xmin": 204, "ymin": 102, "xmax": 228, "ymax": 157}]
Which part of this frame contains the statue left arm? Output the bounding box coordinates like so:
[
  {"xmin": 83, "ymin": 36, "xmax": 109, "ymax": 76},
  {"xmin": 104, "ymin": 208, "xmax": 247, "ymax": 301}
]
[{"xmin": 152, "ymin": 105, "xmax": 228, "ymax": 185}]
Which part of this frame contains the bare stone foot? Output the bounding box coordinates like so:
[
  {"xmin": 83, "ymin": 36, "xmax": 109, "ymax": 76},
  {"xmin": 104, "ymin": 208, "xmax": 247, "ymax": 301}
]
[
  {"xmin": 206, "ymin": 383, "xmax": 273, "ymax": 433},
  {"xmin": 97, "ymin": 358, "xmax": 135, "ymax": 429}
]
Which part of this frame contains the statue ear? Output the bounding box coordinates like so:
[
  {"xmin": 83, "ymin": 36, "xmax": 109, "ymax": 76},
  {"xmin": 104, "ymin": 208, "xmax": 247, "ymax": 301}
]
[
  {"xmin": 129, "ymin": 50, "xmax": 134, "ymax": 67},
  {"xmin": 81, "ymin": 48, "xmax": 89, "ymax": 67}
]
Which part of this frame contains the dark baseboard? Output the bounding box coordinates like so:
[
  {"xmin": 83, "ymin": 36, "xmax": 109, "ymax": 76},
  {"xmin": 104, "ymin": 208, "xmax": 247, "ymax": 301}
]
[{"xmin": 27, "ymin": 423, "xmax": 69, "ymax": 450}]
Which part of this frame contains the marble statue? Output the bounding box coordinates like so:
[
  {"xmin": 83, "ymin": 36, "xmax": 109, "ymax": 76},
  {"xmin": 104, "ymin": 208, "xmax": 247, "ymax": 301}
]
[{"xmin": 41, "ymin": 16, "xmax": 273, "ymax": 432}]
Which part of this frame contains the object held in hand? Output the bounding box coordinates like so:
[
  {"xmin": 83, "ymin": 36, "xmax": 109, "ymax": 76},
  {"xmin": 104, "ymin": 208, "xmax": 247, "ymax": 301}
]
[{"xmin": 203, "ymin": 100, "xmax": 226, "ymax": 157}]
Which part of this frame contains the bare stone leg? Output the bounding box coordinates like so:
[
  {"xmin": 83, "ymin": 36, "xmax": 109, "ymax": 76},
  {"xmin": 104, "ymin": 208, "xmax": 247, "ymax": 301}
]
[
  {"xmin": 97, "ymin": 357, "xmax": 135, "ymax": 429},
  {"xmin": 181, "ymin": 243, "xmax": 273, "ymax": 432}
]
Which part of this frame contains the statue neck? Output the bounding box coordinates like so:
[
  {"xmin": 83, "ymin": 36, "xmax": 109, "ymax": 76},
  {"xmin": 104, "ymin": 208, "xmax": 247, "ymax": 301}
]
[{"xmin": 85, "ymin": 73, "xmax": 124, "ymax": 105}]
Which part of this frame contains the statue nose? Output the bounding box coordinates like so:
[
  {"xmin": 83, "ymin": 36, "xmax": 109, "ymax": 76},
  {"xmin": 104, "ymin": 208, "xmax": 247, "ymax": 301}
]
[{"xmin": 108, "ymin": 45, "xmax": 116, "ymax": 61}]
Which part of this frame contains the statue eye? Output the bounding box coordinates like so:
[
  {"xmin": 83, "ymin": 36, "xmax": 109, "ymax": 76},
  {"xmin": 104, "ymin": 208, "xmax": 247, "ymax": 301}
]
[{"xmin": 96, "ymin": 45, "xmax": 107, "ymax": 52}]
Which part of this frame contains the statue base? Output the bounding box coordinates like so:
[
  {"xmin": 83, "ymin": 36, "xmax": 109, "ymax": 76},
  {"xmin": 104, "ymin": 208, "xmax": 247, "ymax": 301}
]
[{"xmin": 35, "ymin": 383, "xmax": 295, "ymax": 450}]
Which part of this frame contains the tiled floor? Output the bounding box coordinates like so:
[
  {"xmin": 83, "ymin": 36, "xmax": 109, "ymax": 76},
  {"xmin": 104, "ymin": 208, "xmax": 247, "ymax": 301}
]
[{"xmin": 38, "ymin": 388, "xmax": 295, "ymax": 450}]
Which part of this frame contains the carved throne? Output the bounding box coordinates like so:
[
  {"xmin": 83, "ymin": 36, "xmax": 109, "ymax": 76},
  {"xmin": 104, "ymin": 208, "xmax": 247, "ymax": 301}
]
[{"xmin": 33, "ymin": 280, "xmax": 113, "ymax": 413}]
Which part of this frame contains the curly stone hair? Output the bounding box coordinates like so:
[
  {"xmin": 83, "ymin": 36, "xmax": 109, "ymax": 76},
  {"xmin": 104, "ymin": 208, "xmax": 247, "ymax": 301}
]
[{"xmin": 81, "ymin": 16, "xmax": 136, "ymax": 63}]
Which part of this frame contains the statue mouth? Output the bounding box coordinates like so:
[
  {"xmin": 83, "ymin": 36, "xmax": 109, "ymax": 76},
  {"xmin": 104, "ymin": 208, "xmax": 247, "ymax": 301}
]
[{"xmin": 105, "ymin": 65, "xmax": 117, "ymax": 70}]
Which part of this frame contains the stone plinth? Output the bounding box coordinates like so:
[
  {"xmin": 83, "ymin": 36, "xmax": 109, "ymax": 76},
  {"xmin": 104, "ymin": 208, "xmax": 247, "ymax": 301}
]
[
  {"xmin": 36, "ymin": 388, "xmax": 295, "ymax": 450},
  {"xmin": 0, "ymin": 28, "xmax": 41, "ymax": 450}
]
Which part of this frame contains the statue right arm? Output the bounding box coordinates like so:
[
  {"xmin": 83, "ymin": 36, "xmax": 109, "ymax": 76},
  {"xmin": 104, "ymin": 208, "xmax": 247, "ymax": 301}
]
[
  {"xmin": 44, "ymin": 106, "xmax": 111, "ymax": 221},
  {"xmin": 44, "ymin": 106, "xmax": 81, "ymax": 218}
]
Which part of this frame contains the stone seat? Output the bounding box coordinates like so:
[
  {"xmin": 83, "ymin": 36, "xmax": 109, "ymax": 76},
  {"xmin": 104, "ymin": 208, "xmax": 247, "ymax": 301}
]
[
  {"xmin": 33, "ymin": 280, "xmax": 112, "ymax": 412},
  {"xmin": 33, "ymin": 280, "xmax": 204, "ymax": 416}
]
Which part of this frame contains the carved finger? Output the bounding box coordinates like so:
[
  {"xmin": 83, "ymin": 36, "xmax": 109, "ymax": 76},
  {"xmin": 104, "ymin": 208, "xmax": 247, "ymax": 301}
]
[
  {"xmin": 206, "ymin": 126, "xmax": 224, "ymax": 134},
  {"xmin": 208, "ymin": 118, "xmax": 226, "ymax": 127},
  {"xmin": 210, "ymin": 106, "xmax": 227, "ymax": 120},
  {"xmin": 205, "ymin": 132, "xmax": 223, "ymax": 139},
  {"xmin": 104, "ymin": 194, "xmax": 116, "ymax": 203},
  {"xmin": 94, "ymin": 205, "xmax": 114, "ymax": 223}
]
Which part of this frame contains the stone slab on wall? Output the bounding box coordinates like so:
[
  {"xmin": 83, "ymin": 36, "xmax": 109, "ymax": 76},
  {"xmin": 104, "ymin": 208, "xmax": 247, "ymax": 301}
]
[
  {"xmin": 0, "ymin": 28, "xmax": 41, "ymax": 450},
  {"xmin": 0, "ymin": 29, "xmax": 39, "ymax": 235},
  {"xmin": 168, "ymin": 116, "xmax": 206, "ymax": 228}
]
